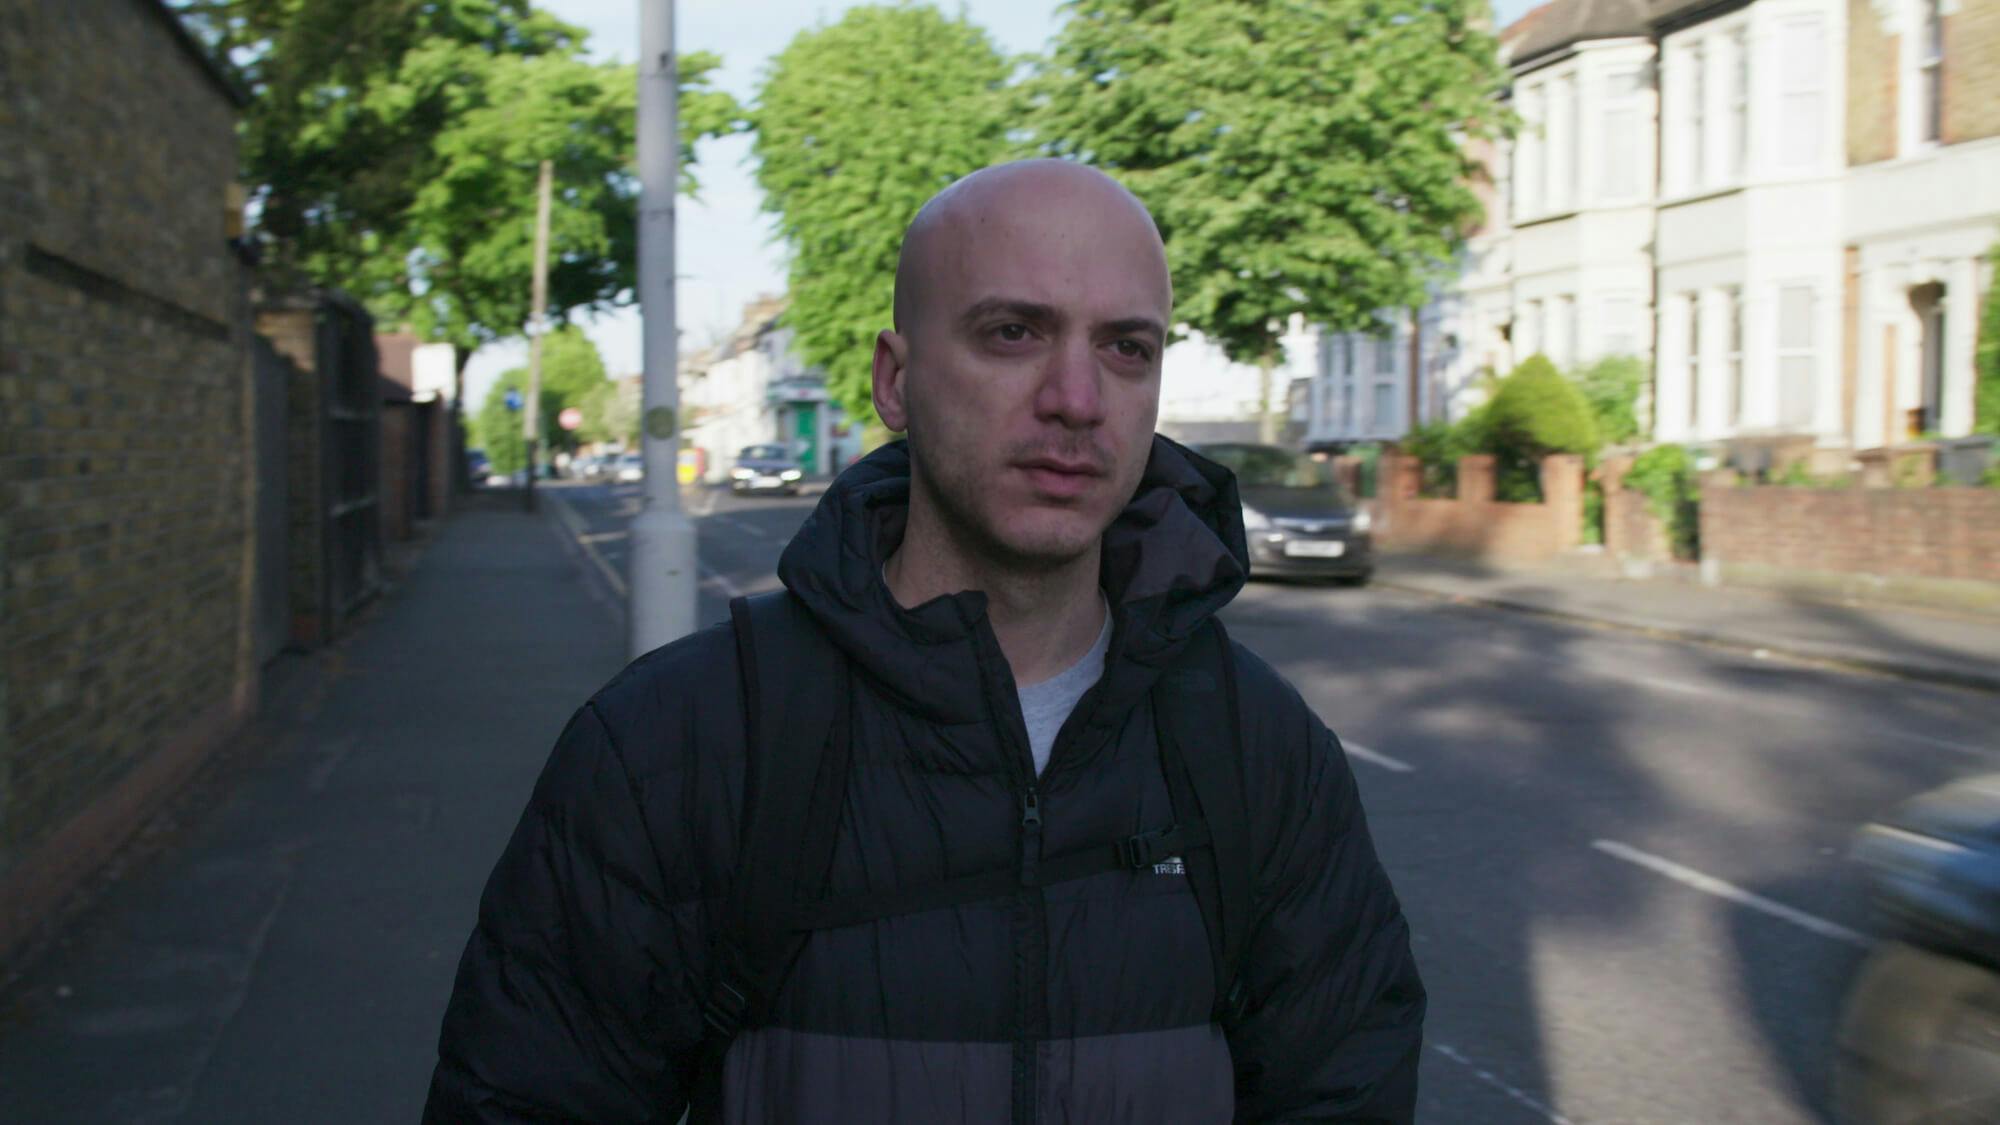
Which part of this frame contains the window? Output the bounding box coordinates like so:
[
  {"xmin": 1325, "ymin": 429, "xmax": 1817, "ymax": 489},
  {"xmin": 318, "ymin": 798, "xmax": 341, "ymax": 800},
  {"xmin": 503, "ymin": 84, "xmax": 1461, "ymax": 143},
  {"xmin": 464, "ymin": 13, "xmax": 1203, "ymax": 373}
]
[
  {"xmin": 1726, "ymin": 288, "xmax": 1744, "ymax": 425},
  {"xmin": 1779, "ymin": 17, "xmax": 1826, "ymax": 169},
  {"xmin": 1375, "ymin": 327, "xmax": 1398, "ymax": 376},
  {"xmin": 1777, "ymin": 286, "xmax": 1815, "ymax": 428},
  {"xmin": 1729, "ymin": 31, "xmax": 1750, "ymax": 180},
  {"xmin": 1371, "ymin": 382, "xmax": 1396, "ymax": 433},
  {"xmin": 1516, "ymin": 85, "xmax": 1544, "ymax": 217},
  {"xmin": 1685, "ymin": 292, "xmax": 1703, "ymax": 431},
  {"xmin": 1521, "ymin": 299, "xmax": 1543, "ymax": 358},
  {"xmin": 1687, "ymin": 45, "xmax": 1707, "ymax": 190},
  {"xmin": 1602, "ymin": 68, "xmax": 1642, "ymax": 199},
  {"xmin": 1549, "ymin": 74, "xmax": 1577, "ymax": 212},
  {"xmin": 1603, "ymin": 294, "xmax": 1641, "ymax": 357},
  {"xmin": 1920, "ymin": 0, "xmax": 1944, "ymax": 144},
  {"xmin": 1550, "ymin": 296, "xmax": 1575, "ymax": 368},
  {"xmin": 1341, "ymin": 382, "xmax": 1355, "ymax": 434}
]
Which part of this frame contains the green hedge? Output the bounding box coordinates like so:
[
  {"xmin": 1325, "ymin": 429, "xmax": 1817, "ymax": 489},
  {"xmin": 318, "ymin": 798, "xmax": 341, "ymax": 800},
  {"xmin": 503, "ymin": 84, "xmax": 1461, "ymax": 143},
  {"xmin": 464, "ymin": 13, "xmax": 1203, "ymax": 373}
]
[{"xmin": 1626, "ymin": 444, "xmax": 1700, "ymax": 559}]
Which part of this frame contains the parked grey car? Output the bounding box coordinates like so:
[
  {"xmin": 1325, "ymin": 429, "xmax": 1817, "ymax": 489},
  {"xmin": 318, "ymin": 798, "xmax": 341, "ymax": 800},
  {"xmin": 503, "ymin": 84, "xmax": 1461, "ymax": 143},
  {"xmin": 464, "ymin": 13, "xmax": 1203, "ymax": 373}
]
[
  {"xmin": 731, "ymin": 443, "xmax": 804, "ymax": 495},
  {"xmin": 1193, "ymin": 442, "xmax": 1373, "ymax": 583}
]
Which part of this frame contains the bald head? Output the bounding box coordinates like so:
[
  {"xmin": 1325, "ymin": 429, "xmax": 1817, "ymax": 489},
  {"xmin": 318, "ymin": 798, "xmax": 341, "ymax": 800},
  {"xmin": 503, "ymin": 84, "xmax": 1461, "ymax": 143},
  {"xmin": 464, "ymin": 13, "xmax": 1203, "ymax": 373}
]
[{"xmin": 892, "ymin": 160, "xmax": 1170, "ymax": 335}]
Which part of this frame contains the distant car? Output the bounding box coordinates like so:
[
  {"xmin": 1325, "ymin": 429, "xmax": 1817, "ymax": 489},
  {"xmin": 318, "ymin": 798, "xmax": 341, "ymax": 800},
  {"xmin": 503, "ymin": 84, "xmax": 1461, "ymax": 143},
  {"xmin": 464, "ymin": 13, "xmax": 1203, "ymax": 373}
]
[
  {"xmin": 1193, "ymin": 442, "xmax": 1373, "ymax": 583},
  {"xmin": 613, "ymin": 453, "xmax": 645, "ymax": 483},
  {"xmin": 731, "ymin": 443, "xmax": 804, "ymax": 495},
  {"xmin": 466, "ymin": 449, "xmax": 490, "ymax": 483}
]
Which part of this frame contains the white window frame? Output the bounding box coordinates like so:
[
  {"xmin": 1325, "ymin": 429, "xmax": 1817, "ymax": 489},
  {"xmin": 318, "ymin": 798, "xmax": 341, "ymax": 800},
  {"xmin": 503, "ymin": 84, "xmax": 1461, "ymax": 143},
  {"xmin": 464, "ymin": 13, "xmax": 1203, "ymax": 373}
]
[
  {"xmin": 1776, "ymin": 284, "xmax": 1817, "ymax": 429},
  {"xmin": 1600, "ymin": 65, "xmax": 1644, "ymax": 202},
  {"xmin": 1919, "ymin": 0, "xmax": 1944, "ymax": 145},
  {"xmin": 1726, "ymin": 287, "xmax": 1744, "ymax": 426},
  {"xmin": 1777, "ymin": 16, "xmax": 1826, "ymax": 172},
  {"xmin": 1687, "ymin": 43, "xmax": 1707, "ymax": 191},
  {"xmin": 1516, "ymin": 84, "xmax": 1544, "ymax": 220},
  {"xmin": 1685, "ymin": 291, "xmax": 1703, "ymax": 432},
  {"xmin": 1728, "ymin": 29, "xmax": 1750, "ymax": 182}
]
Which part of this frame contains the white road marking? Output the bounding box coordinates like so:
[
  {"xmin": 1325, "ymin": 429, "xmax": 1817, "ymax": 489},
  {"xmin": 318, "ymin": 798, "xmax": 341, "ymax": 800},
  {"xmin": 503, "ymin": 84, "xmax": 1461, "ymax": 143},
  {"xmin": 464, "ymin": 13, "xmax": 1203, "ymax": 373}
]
[
  {"xmin": 701, "ymin": 566, "xmax": 744, "ymax": 599},
  {"xmin": 1342, "ymin": 742, "xmax": 1416, "ymax": 773},
  {"xmin": 1430, "ymin": 1043, "xmax": 1579, "ymax": 1125},
  {"xmin": 1590, "ymin": 840, "xmax": 1870, "ymax": 949},
  {"xmin": 546, "ymin": 491, "xmax": 628, "ymax": 598}
]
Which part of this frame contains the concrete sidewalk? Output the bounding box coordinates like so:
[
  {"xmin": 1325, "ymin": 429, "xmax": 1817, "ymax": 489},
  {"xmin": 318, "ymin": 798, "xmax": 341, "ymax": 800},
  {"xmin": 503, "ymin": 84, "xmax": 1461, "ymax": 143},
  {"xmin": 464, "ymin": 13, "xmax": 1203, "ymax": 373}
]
[
  {"xmin": 0, "ymin": 503, "xmax": 630, "ymax": 1123},
  {"xmin": 1376, "ymin": 552, "xmax": 2000, "ymax": 694}
]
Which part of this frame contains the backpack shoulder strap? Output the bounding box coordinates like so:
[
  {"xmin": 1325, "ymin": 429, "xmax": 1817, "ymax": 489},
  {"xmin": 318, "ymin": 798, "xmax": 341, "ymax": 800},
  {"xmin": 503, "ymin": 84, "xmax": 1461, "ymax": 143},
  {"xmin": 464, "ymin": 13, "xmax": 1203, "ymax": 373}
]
[
  {"xmin": 690, "ymin": 590, "xmax": 850, "ymax": 1122},
  {"xmin": 1154, "ymin": 617, "xmax": 1254, "ymax": 1027}
]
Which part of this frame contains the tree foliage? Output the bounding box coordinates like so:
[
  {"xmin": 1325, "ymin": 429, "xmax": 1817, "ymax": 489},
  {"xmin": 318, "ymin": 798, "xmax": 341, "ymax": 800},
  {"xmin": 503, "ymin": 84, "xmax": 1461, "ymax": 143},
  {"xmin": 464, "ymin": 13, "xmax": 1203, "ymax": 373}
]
[
  {"xmin": 176, "ymin": 0, "xmax": 743, "ymax": 364},
  {"xmin": 472, "ymin": 371, "xmax": 529, "ymax": 475},
  {"xmin": 469, "ymin": 327, "xmax": 608, "ymax": 465},
  {"xmin": 1488, "ymin": 355, "xmax": 1599, "ymax": 459},
  {"xmin": 752, "ymin": 4, "xmax": 1012, "ymax": 425},
  {"xmin": 1571, "ymin": 355, "xmax": 1648, "ymax": 447},
  {"xmin": 579, "ymin": 377, "xmax": 639, "ymax": 447},
  {"xmin": 1028, "ymin": 0, "xmax": 1506, "ymax": 370},
  {"xmin": 1978, "ymin": 243, "xmax": 2000, "ymax": 436}
]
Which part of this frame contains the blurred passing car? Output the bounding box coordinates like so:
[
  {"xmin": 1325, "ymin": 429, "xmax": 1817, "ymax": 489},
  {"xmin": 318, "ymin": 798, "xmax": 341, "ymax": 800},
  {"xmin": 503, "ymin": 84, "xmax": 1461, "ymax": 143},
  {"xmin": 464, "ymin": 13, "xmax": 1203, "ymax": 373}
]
[
  {"xmin": 1839, "ymin": 773, "xmax": 2000, "ymax": 1124},
  {"xmin": 1193, "ymin": 442, "xmax": 1373, "ymax": 583},
  {"xmin": 731, "ymin": 443, "xmax": 804, "ymax": 496},
  {"xmin": 613, "ymin": 453, "xmax": 645, "ymax": 483}
]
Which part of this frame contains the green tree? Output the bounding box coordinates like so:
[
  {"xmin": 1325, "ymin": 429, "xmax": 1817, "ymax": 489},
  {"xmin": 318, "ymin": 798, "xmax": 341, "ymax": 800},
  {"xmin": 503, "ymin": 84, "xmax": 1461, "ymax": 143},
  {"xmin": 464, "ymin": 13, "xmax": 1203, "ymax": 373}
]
[
  {"xmin": 753, "ymin": 4, "xmax": 1011, "ymax": 425},
  {"xmin": 1978, "ymin": 244, "xmax": 2000, "ymax": 435},
  {"xmin": 1483, "ymin": 355, "xmax": 1598, "ymax": 499},
  {"xmin": 533, "ymin": 326, "xmax": 610, "ymax": 454},
  {"xmin": 473, "ymin": 371, "xmax": 530, "ymax": 475},
  {"xmin": 579, "ymin": 378, "xmax": 639, "ymax": 447},
  {"xmin": 1571, "ymin": 355, "xmax": 1649, "ymax": 447},
  {"xmin": 176, "ymin": 0, "xmax": 743, "ymax": 369},
  {"xmin": 1029, "ymin": 0, "xmax": 1506, "ymax": 436}
]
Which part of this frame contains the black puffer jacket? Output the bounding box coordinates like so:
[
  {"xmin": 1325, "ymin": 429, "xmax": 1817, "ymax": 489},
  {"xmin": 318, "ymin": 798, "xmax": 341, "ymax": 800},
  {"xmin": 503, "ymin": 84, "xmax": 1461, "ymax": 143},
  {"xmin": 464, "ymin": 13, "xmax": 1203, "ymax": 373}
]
[{"xmin": 425, "ymin": 438, "xmax": 1424, "ymax": 1123}]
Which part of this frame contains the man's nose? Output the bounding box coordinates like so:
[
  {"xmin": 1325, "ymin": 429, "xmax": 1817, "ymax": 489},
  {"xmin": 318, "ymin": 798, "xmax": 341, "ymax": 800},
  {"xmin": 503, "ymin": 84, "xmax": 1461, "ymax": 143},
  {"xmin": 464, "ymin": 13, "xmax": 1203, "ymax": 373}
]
[{"xmin": 1032, "ymin": 335, "xmax": 1105, "ymax": 428}]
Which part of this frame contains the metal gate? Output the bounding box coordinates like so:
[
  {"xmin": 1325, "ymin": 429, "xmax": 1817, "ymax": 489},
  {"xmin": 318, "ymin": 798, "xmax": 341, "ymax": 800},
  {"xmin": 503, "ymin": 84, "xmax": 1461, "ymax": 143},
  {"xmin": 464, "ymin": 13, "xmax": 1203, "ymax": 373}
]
[{"xmin": 316, "ymin": 297, "xmax": 383, "ymax": 624}]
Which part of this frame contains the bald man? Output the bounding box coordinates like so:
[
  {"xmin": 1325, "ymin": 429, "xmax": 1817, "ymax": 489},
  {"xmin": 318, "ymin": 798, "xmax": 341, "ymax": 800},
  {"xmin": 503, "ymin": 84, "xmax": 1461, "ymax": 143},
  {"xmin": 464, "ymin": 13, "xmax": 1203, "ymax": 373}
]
[{"xmin": 426, "ymin": 160, "xmax": 1425, "ymax": 1124}]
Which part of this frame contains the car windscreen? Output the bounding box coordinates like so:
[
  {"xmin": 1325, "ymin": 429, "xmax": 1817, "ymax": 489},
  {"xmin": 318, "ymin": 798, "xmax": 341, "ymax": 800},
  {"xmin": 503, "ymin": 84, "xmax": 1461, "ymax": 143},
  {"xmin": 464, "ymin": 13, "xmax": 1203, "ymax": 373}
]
[
  {"xmin": 1199, "ymin": 444, "xmax": 1353, "ymax": 499},
  {"xmin": 740, "ymin": 445, "xmax": 789, "ymax": 461}
]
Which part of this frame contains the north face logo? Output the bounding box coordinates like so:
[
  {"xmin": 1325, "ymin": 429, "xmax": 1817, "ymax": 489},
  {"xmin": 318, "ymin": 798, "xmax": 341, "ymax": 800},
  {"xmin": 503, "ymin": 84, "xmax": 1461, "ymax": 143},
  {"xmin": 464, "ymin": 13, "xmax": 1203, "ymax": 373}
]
[{"xmin": 1152, "ymin": 856, "xmax": 1186, "ymax": 876}]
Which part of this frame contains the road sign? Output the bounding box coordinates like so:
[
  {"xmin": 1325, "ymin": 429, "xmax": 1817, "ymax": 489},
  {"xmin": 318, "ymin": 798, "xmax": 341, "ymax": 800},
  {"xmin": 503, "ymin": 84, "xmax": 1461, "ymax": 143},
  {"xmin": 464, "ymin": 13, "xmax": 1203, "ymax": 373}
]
[
  {"xmin": 505, "ymin": 389, "xmax": 523, "ymax": 412},
  {"xmin": 558, "ymin": 407, "xmax": 583, "ymax": 431}
]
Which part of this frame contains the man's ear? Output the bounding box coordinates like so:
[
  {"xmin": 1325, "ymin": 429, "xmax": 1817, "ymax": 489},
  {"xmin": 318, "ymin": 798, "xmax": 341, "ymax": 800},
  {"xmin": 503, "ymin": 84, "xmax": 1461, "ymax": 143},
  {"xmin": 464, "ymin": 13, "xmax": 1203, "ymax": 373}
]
[{"xmin": 872, "ymin": 329, "xmax": 911, "ymax": 434}]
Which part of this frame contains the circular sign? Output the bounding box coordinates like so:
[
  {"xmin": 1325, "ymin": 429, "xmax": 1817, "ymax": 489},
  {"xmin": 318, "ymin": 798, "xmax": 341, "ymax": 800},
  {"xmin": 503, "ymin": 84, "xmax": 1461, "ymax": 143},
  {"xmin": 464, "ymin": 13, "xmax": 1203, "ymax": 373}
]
[
  {"xmin": 644, "ymin": 405, "xmax": 678, "ymax": 440},
  {"xmin": 558, "ymin": 406, "xmax": 583, "ymax": 431}
]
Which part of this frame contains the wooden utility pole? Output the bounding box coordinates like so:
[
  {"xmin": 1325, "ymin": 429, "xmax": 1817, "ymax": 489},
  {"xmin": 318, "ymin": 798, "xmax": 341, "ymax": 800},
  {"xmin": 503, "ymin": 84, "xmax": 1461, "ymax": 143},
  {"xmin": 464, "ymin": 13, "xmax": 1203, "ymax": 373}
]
[{"xmin": 523, "ymin": 158, "xmax": 553, "ymax": 510}]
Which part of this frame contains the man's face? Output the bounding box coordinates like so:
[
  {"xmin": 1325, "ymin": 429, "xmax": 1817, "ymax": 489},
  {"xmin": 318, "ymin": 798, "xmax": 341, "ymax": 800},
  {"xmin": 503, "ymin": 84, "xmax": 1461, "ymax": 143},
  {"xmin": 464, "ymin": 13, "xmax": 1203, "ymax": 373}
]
[{"xmin": 874, "ymin": 170, "xmax": 1170, "ymax": 571}]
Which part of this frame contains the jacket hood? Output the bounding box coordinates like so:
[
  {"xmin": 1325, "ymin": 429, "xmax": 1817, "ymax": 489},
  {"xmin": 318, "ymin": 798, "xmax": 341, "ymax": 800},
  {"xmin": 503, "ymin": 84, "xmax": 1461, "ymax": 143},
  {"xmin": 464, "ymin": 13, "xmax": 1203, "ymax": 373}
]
[{"xmin": 775, "ymin": 435, "xmax": 1248, "ymax": 728}]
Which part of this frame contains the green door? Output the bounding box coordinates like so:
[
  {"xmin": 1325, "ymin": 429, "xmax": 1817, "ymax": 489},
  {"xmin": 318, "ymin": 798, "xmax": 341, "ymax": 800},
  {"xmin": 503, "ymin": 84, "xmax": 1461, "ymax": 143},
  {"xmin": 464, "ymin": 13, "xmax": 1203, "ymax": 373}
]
[{"xmin": 794, "ymin": 403, "xmax": 818, "ymax": 473}]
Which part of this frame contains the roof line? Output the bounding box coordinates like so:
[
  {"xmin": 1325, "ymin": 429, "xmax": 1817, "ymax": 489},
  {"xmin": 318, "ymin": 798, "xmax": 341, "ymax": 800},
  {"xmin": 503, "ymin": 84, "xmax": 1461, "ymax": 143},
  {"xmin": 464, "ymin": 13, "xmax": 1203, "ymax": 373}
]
[{"xmin": 140, "ymin": 0, "xmax": 251, "ymax": 109}]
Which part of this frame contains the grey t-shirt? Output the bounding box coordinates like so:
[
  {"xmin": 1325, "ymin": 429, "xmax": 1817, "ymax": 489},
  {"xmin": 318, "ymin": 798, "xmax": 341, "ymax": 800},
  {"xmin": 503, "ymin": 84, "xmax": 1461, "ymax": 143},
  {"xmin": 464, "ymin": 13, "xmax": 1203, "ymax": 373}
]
[{"xmin": 1017, "ymin": 598, "xmax": 1113, "ymax": 776}]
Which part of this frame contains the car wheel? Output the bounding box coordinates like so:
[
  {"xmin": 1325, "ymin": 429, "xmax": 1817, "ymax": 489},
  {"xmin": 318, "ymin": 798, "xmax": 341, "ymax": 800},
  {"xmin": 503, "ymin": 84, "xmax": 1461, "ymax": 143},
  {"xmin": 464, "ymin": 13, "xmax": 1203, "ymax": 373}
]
[{"xmin": 1836, "ymin": 940, "xmax": 2000, "ymax": 1124}]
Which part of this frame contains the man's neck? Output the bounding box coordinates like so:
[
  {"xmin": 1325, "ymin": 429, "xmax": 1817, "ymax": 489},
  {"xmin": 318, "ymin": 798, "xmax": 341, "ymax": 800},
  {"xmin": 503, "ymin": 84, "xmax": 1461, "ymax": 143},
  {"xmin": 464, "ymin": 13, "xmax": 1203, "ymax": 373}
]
[{"xmin": 885, "ymin": 494, "xmax": 1107, "ymax": 687}]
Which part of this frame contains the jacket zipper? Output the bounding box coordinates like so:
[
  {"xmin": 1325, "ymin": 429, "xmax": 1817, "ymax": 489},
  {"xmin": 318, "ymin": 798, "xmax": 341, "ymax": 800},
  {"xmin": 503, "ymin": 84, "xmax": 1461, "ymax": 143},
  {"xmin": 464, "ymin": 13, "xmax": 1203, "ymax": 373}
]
[{"xmin": 1013, "ymin": 779, "xmax": 1046, "ymax": 1125}]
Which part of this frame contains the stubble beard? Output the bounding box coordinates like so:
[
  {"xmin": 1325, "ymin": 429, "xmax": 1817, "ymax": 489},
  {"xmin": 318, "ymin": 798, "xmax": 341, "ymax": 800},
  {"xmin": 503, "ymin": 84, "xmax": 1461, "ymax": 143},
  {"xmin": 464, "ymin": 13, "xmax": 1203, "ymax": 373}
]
[{"xmin": 905, "ymin": 421, "xmax": 1103, "ymax": 577}]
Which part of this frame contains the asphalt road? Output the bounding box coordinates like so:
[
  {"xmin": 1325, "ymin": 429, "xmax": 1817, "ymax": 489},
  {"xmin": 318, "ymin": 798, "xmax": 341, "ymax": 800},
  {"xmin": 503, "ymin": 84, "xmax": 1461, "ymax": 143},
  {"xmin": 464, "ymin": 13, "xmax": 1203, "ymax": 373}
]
[{"xmin": 554, "ymin": 478, "xmax": 2000, "ymax": 1125}]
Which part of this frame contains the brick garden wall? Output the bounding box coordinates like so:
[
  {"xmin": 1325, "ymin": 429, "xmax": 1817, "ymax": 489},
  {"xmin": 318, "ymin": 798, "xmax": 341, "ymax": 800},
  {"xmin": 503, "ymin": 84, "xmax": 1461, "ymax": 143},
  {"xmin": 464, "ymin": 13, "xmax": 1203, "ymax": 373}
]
[
  {"xmin": 1375, "ymin": 452, "xmax": 1587, "ymax": 564},
  {"xmin": 0, "ymin": 0, "xmax": 252, "ymax": 958},
  {"xmin": 1701, "ymin": 486, "xmax": 2000, "ymax": 584}
]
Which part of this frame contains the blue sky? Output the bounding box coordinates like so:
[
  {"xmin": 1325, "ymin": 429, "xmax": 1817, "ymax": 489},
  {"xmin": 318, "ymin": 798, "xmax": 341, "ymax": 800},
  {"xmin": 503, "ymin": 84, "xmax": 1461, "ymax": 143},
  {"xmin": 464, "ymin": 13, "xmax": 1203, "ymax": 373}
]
[{"xmin": 466, "ymin": 0, "xmax": 1539, "ymax": 400}]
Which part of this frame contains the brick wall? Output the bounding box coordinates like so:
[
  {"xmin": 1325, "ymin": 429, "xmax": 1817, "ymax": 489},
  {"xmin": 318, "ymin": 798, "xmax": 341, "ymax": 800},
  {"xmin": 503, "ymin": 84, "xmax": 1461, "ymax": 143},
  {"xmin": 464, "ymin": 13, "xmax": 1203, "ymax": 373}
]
[
  {"xmin": 1701, "ymin": 486, "xmax": 2000, "ymax": 584},
  {"xmin": 1376, "ymin": 452, "xmax": 1586, "ymax": 564},
  {"xmin": 0, "ymin": 0, "xmax": 251, "ymax": 959},
  {"xmin": 1945, "ymin": 3, "xmax": 2000, "ymax": 144},
  {"xmin": 1848, "ymin": 0, "xmax": 1899, "ymax": 165}
]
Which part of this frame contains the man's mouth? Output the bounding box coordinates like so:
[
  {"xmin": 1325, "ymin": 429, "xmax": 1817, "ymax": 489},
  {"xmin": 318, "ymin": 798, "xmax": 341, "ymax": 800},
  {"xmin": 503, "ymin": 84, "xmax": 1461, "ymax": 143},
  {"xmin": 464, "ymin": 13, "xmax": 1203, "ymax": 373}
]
[{"xmin": 1015, "ymin": 456, "xmax": 1103, "ymax": 499}]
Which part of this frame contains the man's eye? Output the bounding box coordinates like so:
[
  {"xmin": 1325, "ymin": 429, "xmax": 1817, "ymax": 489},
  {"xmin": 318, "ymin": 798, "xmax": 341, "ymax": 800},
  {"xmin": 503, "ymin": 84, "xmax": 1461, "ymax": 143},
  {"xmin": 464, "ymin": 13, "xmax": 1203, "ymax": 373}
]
[
  {"xmin": 994, "ymin": 323, "xmax": 1030, "ymax": 343},
  {"xmin": 1113, "ymin": 339, "xmax": 1152, "ymax": 360}
]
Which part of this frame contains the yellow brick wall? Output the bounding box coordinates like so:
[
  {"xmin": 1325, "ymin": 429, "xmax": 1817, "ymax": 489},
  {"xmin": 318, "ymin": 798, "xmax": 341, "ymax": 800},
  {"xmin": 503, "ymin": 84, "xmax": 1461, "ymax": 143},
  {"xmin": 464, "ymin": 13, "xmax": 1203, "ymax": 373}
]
[
  {"xmin": 1848, "ymin": 0, "xmax": 1899, "ymax": 165},
  {"xmin": 1944, "ymin": 4, "xmax": 2000, "ymax": 144}
]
